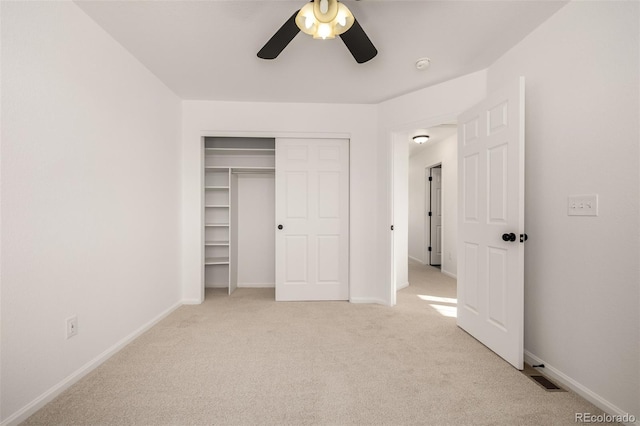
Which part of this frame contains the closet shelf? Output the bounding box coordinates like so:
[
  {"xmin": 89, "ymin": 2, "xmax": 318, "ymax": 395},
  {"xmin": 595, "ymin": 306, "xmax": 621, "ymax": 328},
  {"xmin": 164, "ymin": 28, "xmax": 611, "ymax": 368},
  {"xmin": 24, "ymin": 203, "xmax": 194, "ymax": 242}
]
[
  {"xmin": 205, "ymin": 257, "xmax": 230, "ymax": 265},
  {"xmin": 204, "ymin": 186, "xmax": 229, "ymax": 190},
  {"xmin": 205, "ymin": 148, "xmax": 275, "ymax": 156},
  {"xmin": 205, "ymin": 205, "xmax": 230, "ymax": 208},
  {"xmin": 205, "ymin": 241, "xmax": 230, "ymax": 246},
  {"xmin": 204, "ymin": 166, "xmax": 277, "ymax": 172},
  {"xmin": 205, "ymin": 223, "xmax": 229, "ymax": 227}
]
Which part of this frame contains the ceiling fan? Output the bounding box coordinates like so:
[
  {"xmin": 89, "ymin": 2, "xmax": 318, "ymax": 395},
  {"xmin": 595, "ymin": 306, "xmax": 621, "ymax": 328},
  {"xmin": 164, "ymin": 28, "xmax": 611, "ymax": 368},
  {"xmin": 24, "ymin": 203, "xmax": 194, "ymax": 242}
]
[{"xmin": 257, "ymin": 0, "xmax": 377, "ymax": 64}]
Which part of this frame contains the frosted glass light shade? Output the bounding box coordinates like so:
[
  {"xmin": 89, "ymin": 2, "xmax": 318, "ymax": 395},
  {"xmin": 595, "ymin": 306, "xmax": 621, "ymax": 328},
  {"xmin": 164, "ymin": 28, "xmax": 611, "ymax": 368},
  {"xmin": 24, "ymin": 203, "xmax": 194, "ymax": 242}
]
[
  {"xmin": 413, "ymin": 135, "xmax": 430, "ymax": 144},
  {"xmin": 295, "ymin": 0, "xmax": 354, "ymax": 40}
]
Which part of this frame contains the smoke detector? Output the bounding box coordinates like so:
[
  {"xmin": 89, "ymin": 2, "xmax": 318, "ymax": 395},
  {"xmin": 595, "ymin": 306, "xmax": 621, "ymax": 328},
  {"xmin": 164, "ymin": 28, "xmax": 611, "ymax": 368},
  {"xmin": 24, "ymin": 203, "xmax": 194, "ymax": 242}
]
[{"xmin": 415, "ymin": 57, "xmax": 431, "ymax": 70}]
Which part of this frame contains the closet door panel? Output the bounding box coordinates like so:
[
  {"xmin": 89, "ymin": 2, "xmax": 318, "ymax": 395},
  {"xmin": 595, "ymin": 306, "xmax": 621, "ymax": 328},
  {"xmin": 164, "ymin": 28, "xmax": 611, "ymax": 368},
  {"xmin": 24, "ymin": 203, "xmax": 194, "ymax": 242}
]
[
  {"xmin": 275, "ymin": 138, "xmax": 349, "ymax": 301},
  {"xmin": 284, "ymin": 235, "xmax": 308, "ymax": 283},
  {"xmin": 317, "ymin": 235, "xmax": 340, "ymax": 283},
  {"xmin": 285, "ymin": 172, "xmax": 308, "ymax": 219},
  {"xmin": 317, "ymin": 172, "xmax": 340, "ymax": 218}
]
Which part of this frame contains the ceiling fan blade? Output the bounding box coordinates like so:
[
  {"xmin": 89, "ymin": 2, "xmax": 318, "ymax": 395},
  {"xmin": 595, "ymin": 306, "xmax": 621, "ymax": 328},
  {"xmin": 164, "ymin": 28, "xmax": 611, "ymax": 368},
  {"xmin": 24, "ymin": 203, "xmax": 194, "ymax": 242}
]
[
  {"xmin": 339, "ymin": 18, "xmax": 377, "ymax": 64},
  {"xmin": 257, "ymin": 11, "xmax": 301, "ymax": 60}
]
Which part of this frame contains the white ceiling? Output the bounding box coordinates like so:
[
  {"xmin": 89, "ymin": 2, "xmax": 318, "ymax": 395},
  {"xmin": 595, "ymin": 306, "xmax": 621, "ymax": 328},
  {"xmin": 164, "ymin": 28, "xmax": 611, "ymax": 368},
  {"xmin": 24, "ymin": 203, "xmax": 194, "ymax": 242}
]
[{"xmin": 74, "ymin": 0, "xmax": 568, "ymax": 104}]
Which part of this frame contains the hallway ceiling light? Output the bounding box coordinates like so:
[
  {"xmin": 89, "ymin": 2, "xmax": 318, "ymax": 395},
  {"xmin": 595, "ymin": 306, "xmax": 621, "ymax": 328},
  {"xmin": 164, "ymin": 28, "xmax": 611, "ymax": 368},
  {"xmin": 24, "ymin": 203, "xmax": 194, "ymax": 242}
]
[{"xmin": 413, "ymin": 135, "xmax": 430, "ymax": 144}]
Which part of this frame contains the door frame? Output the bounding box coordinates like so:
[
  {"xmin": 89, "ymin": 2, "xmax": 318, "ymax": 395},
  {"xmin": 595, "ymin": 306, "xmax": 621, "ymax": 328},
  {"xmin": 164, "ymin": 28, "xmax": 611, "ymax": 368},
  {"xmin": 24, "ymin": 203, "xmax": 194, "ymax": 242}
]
[
  {"xmin": 385, "ymin": 113, "xmax": 458, "ymax": 306},
  {"xmin": 426, "ymin": 163, "xmax": 442, "ymax": 266},
  {"xmin": 197, "ymin": 131, "xmax": 351, "ymax": 303}
]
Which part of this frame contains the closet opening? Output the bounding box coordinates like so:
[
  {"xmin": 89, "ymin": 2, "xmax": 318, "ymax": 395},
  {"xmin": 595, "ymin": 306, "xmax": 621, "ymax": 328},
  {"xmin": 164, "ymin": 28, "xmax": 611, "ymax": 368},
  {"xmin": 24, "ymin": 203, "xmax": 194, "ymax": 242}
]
[{"xmin": 203, "ymin": 137, "xmax": 276, "ymax": 298}]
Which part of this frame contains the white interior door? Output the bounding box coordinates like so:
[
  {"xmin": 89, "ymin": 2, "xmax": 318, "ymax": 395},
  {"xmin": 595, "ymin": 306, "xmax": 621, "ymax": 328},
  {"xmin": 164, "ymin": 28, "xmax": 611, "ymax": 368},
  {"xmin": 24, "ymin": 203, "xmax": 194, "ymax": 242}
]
[
  {"xmin": 429, "ymin": 167, "xmax": 442, "ymax": 265},
  {"xmin": 275, "ymin": 138, "xmax": 349, "ymax": 301},
  {"xmin": 457, "ymin": 77, "xmax": 525, "ymax": 370}
]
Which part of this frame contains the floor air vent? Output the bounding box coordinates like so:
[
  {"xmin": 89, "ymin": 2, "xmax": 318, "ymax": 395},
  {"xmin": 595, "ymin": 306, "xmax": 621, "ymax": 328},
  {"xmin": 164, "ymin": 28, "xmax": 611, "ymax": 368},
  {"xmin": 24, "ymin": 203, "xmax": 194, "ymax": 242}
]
[
  {"xmin": 522, "ymin": 364, "xmax": 566, "ymax": 392},
  {"xmin": 529, "ymin": 375, "xmax": 563, "ymax": 391}
]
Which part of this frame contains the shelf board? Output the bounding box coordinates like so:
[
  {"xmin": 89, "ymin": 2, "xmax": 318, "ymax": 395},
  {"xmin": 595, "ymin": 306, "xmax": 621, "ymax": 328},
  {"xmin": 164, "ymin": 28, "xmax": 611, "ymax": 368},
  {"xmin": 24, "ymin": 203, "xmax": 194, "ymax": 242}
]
[
  {"xmin": 204, "ymin": 186, "xmax": 229, "ymax": 190},
  {"xmin": 204, "ymin": 223, "xmax": 229, "ymax": 227},
  {"xmin": 205, "ymin": 241, "xmax": 230, "ymax": 246},
  {"xmin": 205, "ymin": 148, "xmax": 275, "ymax": 156},
  {"xmin": 205, "ymin": 205, "xmax": 230, "ymax": 208},
  {"xmin": 230, "ymin": 167, "xmax": 275, "ymax": 171},
  {"xmin": 205, "ymin": 166, "xmax": 275, "ymax": 171},
  {"xmin": 205, "ymin": 257, "xmax": 230, "ymax": 265}
]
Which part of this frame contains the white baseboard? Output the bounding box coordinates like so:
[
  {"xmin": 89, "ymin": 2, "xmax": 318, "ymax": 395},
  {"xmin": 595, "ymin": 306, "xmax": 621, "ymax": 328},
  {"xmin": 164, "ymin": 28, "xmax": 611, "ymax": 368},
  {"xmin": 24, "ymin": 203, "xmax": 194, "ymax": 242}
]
[
  {"xmin": 238, "ymin": 282, "xmax": 275, "ymax": 288},
  {"xmin": 524, "ymin": 351, "xmax": 639, "ymax": 426},
  {"xmin": 1, "ymin": 301, "xmax": 183, "ymax": 426},
  {"xmin": 181, "ymin": 298, "xmax": 203, "ymax": 305},
  {"xmin": 408, "ymin": 256, "xmax": 425, "ymax": 264},
  {"xmin": 441, "ymin": 269, "xmax": 457, "ymax": 280},
  {"xmin": 396, "ymin": 281, "xmax": 409, "ymax": 291}
]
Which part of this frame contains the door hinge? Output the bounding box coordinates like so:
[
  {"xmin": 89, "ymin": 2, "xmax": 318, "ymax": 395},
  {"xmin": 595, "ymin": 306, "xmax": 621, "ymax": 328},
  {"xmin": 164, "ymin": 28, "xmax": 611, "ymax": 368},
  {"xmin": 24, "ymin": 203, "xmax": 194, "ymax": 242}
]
[
  {"xmin": 428, "ymin": 212, "xmax": 432, "ymax": 217},
  {"xmin": 428, "ymin": 176, "xmax": 433, "ymax": 181},
  {"xmin": 390, "ymin": 225, "xmax": 394, "ymax": 231},
  {"xmin": 428, "ymin": 246, "xmax": 432, "ymax": 252}
]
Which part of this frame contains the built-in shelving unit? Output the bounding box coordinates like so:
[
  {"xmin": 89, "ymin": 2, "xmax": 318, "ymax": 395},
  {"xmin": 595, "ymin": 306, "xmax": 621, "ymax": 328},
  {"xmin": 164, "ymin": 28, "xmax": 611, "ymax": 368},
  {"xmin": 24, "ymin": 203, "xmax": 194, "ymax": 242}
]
[{"xmin": 203, "ymin": 137, "xmax": 275, "ymax": 294}]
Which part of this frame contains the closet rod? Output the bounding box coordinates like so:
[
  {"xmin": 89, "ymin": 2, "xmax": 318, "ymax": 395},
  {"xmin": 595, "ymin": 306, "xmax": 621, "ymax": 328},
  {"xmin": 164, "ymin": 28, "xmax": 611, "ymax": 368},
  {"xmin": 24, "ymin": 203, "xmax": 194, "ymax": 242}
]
[{"xmin": 230, "ymin": 170, "xmax": 275, "ymax": 174}]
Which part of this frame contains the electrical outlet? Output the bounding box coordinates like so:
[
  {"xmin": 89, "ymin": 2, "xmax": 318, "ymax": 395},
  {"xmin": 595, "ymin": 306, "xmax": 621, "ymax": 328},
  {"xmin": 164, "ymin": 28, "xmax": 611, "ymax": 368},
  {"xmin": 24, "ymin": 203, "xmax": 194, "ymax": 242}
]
[
  {"xmin": 66, "ymin": 316, "xmax": 78, "ymax": 339},
  {"xmin": 568, "ymin": 194, "xmax": 598, "ymax": 216}
]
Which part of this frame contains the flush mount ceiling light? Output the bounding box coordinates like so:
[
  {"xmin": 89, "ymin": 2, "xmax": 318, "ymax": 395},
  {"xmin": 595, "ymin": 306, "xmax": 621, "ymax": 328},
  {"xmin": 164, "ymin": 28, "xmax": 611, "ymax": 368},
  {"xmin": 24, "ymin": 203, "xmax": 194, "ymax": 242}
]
[
  {"xmin": 413, "ymin": 135, "xmax": 430, "ymax": 144},
  {"xmin": 296, "ymin": 0, "xmax": 354, "ymax": 40}
]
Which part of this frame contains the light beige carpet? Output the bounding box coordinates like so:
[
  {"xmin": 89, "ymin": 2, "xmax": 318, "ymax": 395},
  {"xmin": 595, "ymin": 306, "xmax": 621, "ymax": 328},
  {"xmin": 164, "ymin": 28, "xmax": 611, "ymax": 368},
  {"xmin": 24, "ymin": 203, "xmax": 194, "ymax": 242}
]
[{"xmin": 23, "ymin": 261, "xmax": 617, "ymax": 425}]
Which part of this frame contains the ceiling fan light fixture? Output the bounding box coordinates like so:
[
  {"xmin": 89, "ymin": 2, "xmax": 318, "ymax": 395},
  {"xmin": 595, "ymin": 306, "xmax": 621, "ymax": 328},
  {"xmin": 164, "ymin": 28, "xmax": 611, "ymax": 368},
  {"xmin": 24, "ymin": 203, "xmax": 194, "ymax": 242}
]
[
  {"xmin": 413, "ymin": 135, "xmax": 430, "ymax": 144},
  {"xmin": 334, "ymin": 3, "xmax": 354, "ymax": 33},
  {"xmin": 258, "ymin": 0, "xmax": 377, "ymax": 64},
  {"xmin": 296, "ymin": 0, "xmax": 354, "ymax": 40},
  {"xmin": 315, "ymin": 23, "xmax": 334, "ymax": 39}
]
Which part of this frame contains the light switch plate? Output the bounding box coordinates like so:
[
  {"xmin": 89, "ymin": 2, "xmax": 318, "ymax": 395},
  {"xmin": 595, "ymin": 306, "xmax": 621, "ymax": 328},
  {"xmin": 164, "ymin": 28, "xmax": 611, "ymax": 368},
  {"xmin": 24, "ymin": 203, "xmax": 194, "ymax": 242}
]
[{"xmin": 568, "ymin": 194, "xmax": 598, "ymax": 216}]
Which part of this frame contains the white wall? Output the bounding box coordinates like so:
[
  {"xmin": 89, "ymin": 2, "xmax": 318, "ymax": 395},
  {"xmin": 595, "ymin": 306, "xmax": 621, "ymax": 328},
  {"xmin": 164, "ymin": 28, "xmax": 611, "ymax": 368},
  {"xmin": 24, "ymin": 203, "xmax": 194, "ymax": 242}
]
[
  {"xmin": 1, "ymin": 2, "xmax": 182, "ymax": 423},
  {"xmin": 378, "ymin": 71, "xmax": 488, "ymax": 130},
  {"xmin": 181, "ymin": 101, "xmax": 382, "ymax": 304},
  {"xmin": 486, "ymin": 1, "xmax": 639, "ymax": 420},
  {"xmin": 408, "ymin": 134, "xmax": 458, "ymax": 278},
  {"xmin": 237, "ymin": 173, "xmax": 275, "ymax": 287}
]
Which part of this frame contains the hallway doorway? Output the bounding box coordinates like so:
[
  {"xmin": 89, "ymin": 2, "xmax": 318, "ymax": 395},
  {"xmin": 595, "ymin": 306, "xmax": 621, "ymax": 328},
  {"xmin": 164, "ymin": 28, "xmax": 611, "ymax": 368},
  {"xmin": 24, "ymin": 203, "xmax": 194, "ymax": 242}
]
[{"xmin": 427, "ymin": 165, "xmax": 442, "ymax": 267}]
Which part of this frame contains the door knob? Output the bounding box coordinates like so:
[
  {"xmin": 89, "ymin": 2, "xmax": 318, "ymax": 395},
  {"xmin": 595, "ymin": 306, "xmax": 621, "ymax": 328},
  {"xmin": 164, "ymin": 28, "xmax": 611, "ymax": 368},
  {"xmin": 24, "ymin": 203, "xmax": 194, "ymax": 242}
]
[
  {"xmin": 277, "ymin": 224, "xmax": 283, "ymax": 230},
  {"xmin": 502, "ymin": 233, "xmax": 516, "ymax": 242}
]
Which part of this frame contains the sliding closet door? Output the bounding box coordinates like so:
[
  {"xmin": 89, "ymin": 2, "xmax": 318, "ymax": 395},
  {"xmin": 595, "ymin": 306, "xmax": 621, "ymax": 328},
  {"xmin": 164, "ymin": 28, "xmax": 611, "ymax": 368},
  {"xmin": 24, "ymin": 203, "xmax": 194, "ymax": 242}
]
[{"xmin": 275, "ymin": 138, "xmax": 349, "ymax": 301}]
